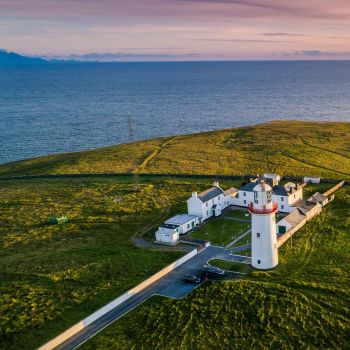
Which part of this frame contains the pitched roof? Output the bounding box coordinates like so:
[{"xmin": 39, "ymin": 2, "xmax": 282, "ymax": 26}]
[
  {"xmin": 273, "ymin": 184, "xmax": 288, "ymax": 196},
  {"xmin": 292, "ymin": 199, "xmax": 318, "ymax": 215},
  {"xmin": 239, "ymin": 181, "xmax": 257, "ymax": 192},
  {"xmin": 308, "ymin": 192, "xmax": 328, "ymax": 204},
  {"xmin": 224, "ymin": 187, "xmax": 238, "ymax": 196},
  {"xmin": 197, "ymin": 186, "xmax": 224, "ymax": 202},
  {"xmin": 284, "ymin": 208, "xmax": 306, "ymax": 227}
]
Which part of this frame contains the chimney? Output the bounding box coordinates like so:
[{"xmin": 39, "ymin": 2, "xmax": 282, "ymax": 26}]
[
  {"xmin": 192, "ymin": 192, "xmax": 198, "ymax": 198},
  {"xmin": 213, "ymin": 181, "xmax": 219, "ymax": 187}
]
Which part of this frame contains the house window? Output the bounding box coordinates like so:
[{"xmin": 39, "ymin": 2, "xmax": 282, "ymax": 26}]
[
  {"xmin": 212, "ymin": 199, "xmax": 214, "ymax": 204},
  {"xmin": 236, "ymin": 193, "xmax": 239, "ymax": 199},
  {"xmin": 281, "ymin": 205, "xmax": 284, "ymax": 210},
  {"xmin": 257, "ymin": 260, "xmax": 261, "ymax": 264},
  {"xmin": 256, "ymin": 232, "xmax": 260, "ymax": 238},
  {"xmin": 218, "ymin": 196, "xmax": 221, "ymax": 200},
  {"xmin": 281, "ymin": 197, "xmax": 284, "ymax": 202},
  {"xmin": 244, "ymin": 200, "xmax": 247, "ymax": 204},
  {"xmin": 206, "ymin": 210, "xmax": 209, "ymax": 216},
  {"xmin": 243, "ymin": 192, "xmax": 246, "ymax": 197},
  {"xmin": 187, "ymin": 224, "xmax": 190, "ymax": 229},
  {"xmin": 206, "ymin": 202, "xmax": 208, "ymax": 207}
]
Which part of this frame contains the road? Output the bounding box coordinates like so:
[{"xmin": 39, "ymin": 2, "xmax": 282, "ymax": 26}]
[{"xmin": 53, "ymin": 245, "xmax": 251, "ymax": 350}]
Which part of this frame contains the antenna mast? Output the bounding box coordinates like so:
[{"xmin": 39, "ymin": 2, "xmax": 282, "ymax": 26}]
[{"xmin": 127, "ymin": 113, "xmax": 140, "ymax": 191}]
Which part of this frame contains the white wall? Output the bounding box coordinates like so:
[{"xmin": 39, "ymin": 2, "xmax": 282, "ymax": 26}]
[
  {"xmin": 178, "ymin": 217, "xmax": 200, "ymax": 234},
  {"xmin": 155, "ymin": 229, "xmax": 179, "ymax": 244},
  {"xmin": 231, "ymin": 190, "xmax": 253, "ymax": 208},
  {"xmin": 251, "ymin": 213, "xmax": 278, "ymax": 269},
  {"xmin": 39, "ymin": 248, "xmax": 201, "ymax": 350}
]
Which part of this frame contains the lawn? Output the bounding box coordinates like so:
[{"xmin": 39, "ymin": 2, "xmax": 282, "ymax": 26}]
[
  {"xmin": 188, "ymin": 217, "xmax": 251, "ymax": 246},
  {"xmin": 224, "ymin": 209, "xmax": 250, "ymax": 220},
  {"xmin": 209, "ymin": 259, "xmax": 253, "ymax": 273},
  {"xmin": 0, "ymin": 176, "xmax": 236, "ymax": 349},
  {"xmin": 81, "ymin": 186, "xmax": 350, "ymax": 350}
]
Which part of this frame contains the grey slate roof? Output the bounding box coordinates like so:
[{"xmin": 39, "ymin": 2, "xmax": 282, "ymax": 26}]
[
  {"xmin": 239, "ymin": 181, "xmax": 257, "ymax": 192},
  {"xmin": 273, "ymin": 185, "xmax": 289, "ymax": 196},
  {"xmin": 197, "ymin": 187, "xmax": 224, "ymax": 202},
  {"xmin": 308, "ymin": 192, "xmax": 328, "ymax": 204}
]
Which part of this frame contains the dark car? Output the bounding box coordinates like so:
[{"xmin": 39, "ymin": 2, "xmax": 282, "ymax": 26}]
[
  {"xmin": 182, "ymin": 274, "xmax": 201, "ymax": 284},
  {"xmin": 202, "ymin": 264, "xmax": 225, "ymax": 276}
]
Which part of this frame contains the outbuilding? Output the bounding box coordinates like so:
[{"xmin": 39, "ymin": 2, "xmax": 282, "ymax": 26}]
[
  {"xmin": 164, "ymin": 214, "xmax": 199, "ymax": 234},
  {"xmin": 155, "ymin": 224, "xmax": 179, "ymax": 245},
  {"xmin": 303, "ymin": 176, "xmax": 321, "ymax": 184}
]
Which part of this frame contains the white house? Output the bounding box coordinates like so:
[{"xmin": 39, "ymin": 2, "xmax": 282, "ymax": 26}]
[
  {"xmin": 164, "ymin": 214, "xmax": 199, "ymax": 234},
  {"xmin": 273, "ymin": 182, "xmax": 304, "ymax": 213},
  {"xmin": 187, "ymin": 182, "xmax": 230, "ymax": 222},
  {"xmin": 155, "ymin": 224, "xmax": 180, "ymax": 245}
]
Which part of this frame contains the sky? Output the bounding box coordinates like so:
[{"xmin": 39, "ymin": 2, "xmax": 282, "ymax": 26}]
[{"xmin": 1, "ymin": 0, "xmax": 350, "ymax": 61}]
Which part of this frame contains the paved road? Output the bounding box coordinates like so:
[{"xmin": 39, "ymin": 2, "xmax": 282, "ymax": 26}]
[{"xmin": 54, "ymin": 245, "xmax": 251, "ymax": 350}]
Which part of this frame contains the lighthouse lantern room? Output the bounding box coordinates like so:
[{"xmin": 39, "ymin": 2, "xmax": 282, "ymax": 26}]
[{"xmin": 248, "ymin": 178, "xmax": 279, "ymax": 269}]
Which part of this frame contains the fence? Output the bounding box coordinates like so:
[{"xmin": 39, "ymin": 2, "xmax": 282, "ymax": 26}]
[{"xmin": 39, "ymin": 247, "xmax": 201, "ymax": 350}]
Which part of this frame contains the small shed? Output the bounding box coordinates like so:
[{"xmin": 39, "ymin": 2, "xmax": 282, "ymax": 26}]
[
  {"xmin": 276, "ymin": 208, "xmax": 306, "ymax": 234},
  {"xmin": 155, "ymin": 224, "xmax": 179, "ymax": 245},
  {"xmin": 308, "ymin": 192, "xmax": 329, "ymax": 206}
]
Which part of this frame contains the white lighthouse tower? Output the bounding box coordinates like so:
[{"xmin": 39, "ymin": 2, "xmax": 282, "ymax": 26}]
[{"xmin": 248, "ymin": 178, "xmax": 278, "ymax": 269}]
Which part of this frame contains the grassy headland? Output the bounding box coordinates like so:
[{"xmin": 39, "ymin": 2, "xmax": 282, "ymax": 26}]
[
  {"xmin": 1, "ymin": 120, "xmax": 350, "ymax": 178},
  {"xmin": 0, "ymin": 120, "xmax": 349, "ymax": 349}
]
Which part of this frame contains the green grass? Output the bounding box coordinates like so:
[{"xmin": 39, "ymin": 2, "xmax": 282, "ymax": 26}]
[
  {"xmin": 209, "ymin": 259, "xmax": 253, "ymax": 273},
  {"xmin": 0, "ymin": 176, "xmax": 238, "ymax": 349},
  {"xmin": 81, "ymin": 186, "xmax": 350, "ymax": 350},
  {"xmin": 1, "ymin": 120, "xmax": 350, "ymax": 178},
  {"xmin": 188, "ymin": 218, "xmax": 250, "ymax": 246},
  {"xmin": 224, "ymin": 209, "xmax": 250, "ymax": 220}
]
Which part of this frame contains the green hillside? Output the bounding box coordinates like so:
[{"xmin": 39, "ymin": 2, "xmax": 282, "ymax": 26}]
[
  {"xmin": 1, "ymin": 120, "xmax": 350, "ymax": 178},
  {"xmin": 0, "ymin": 120, "xmax": 349, "ymax": 349}
]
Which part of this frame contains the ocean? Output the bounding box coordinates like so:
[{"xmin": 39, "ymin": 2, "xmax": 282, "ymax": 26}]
[{"xmin": 1, "ymin": 61, "xmax": 350, "ymax": 164}]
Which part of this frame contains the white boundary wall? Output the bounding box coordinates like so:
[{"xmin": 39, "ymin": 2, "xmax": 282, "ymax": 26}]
[{"xmin": 39, "ymin": 248, "xmax": 200, "ymax": 350}]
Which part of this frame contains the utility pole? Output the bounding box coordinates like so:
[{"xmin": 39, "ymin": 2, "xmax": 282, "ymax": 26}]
[{"xmin": 127, "ymin": 113, "xmax": 140, "ymax": 191}]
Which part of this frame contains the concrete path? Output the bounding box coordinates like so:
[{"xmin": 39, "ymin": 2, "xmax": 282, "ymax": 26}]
[{"xmin": 53, "ymin": 245, "xmax": 250, "ymax": 350}]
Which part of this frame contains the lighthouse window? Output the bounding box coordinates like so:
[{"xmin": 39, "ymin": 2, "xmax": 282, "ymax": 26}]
[
  {"xmin": 266, "ymin": 190, "xmax": 272, "ymax": 203},
  {"xmin": 256, "ymin": 232, "xmax": 261, "ymax": 238},
  {"xmin": 257, "ymin": 260, "xmax": 261, "ymax": 264}
]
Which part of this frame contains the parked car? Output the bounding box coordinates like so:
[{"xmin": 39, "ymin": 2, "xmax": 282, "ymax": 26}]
[
  {"xmin": 182, "ymin": 274, "xmax": 201, "ymax": 284},
  {"xmin": 202, "ymin": 264, "xmax": 225, "ymax": 276}
]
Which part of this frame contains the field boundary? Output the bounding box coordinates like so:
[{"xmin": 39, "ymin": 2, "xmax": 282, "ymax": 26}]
[{"xmin": 0, "ymin": 172, "xmax": 348, "ymax": 183}]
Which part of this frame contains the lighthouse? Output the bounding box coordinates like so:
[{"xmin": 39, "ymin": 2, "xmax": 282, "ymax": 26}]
[{"xmin": 248, "ymin": 178, "xmax": 278, "ymax": 269}]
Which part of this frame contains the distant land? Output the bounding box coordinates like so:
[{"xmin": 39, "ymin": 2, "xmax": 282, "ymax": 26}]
[{"xmin": 0, "ymin": 49, "xmax": 83, "ymax": 65}]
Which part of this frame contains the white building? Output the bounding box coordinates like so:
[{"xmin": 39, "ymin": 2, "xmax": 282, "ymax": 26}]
[
  {"xmin": 249, "ymin": 180, "xmax": 279, "ymax": 270},
  {"xmin": 164, "ymin": 214, "xmax": 199, "ymax": 234},
  {"xmin": 276, "ymin": 208, "xmax": 306, "ymax": 234},
  {"xmin": 187, "ymin": 182, "xmax": 231, "ymax": 222},
  {"xmin": 232, "ymin": 175, "xmax": 303, "ymax": 213},
  {"xmin": 155, "ymin": 224, "xmax": 179, "ymax": 245},
  {"xmin": 303, "ymin": 176, "xmax": 321, "ymax": 184}
]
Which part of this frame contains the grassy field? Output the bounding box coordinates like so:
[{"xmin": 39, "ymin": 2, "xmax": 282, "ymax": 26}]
[
  {"xmin": 81, "ymin": 186, "xmax": 350, "ymax": 350},
  {"xmin": 188, "ymin": 217, "xmax": 250, "ymax": 246},
  {"xmin": 0, "ymin": 120, "xmax": 349, "ymax": 349},
  {"xmin": 1, "ymin": 121, "xmax": 350, "ymax": 178},
  {"xmin": 0, "ymin": 176, "xmax": 237, "ymax": 349}
]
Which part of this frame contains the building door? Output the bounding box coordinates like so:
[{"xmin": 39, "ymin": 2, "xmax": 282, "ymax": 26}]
[{"xmin": 278, "ymin": 225, "xmax": 287, "ymax": 234}]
